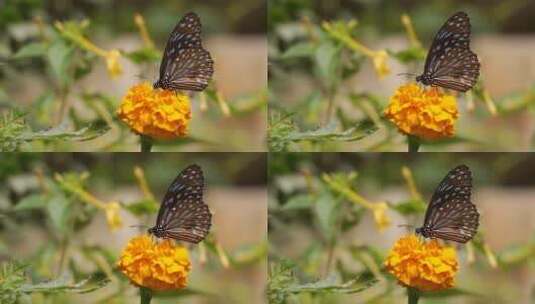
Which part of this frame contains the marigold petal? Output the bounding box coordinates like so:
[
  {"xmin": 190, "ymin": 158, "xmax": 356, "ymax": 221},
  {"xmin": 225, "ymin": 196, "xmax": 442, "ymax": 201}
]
[
  {"xmin": 384, "ymin": 234, "xmax": 458, "ymax": 292},
  {"xmin": 384, "ymin": 83, "xmax": 458, "ymax": 140},
  {"xmin": 117, "ymin": 83, "xmax": 191, "ymax": 140},
  {"xmin": 117, "ymin": 235, "xmax": 191, "ymax": 291}
]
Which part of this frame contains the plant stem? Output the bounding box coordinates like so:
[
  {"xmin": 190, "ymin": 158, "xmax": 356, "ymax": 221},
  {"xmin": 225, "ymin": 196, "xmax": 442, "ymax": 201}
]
[
  {"xmin": 140, "ymin": 287, "xmax": 152, "ymax": 304},
  {"xmin": 324, "ymin": 241, "xmax": 335, "ymax": 277},
  {"xmin": 324, "ymin": 93, "xmax": 334, "ymax": 126},
  {"xmin": 140, "ymin": 135, "xmax": 153, "ymax": 152},
  {"xmin": 408, "ymin": 135, "xmax": 420, "ymax": 152},
  {"xmin": 56, "ymin": 238, "xmax": 67, "ymax": 276},
  {"xmin": 56, "ymin": 86, "xmax": 70, "ymax": 125},
  {"xmin": 408, "ymin": 287, "xmax": 420, "ymax": 304}
]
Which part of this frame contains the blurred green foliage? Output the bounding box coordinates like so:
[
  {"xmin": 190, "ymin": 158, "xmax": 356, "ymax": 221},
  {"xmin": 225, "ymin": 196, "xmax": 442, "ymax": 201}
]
[
  {"xmin": 0, "ymin": 0, "xmax": 267, "ymax": 151},
  {"xmin": 0, "ymin": 153, "xmax": 267, "ymax": 303},
  {"xmin": 268, "ymin": 0, "xmax": 535, "ymax": 151},
  {"xmin": 268, "ymin": 153, "xmax": 535, "ymax": 303}
]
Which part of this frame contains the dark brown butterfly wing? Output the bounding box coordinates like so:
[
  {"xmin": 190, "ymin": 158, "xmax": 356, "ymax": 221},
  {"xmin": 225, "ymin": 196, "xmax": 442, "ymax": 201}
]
[
  {"xmin": 419, "ymin": 11, "xmax": 480, "ymax": 92},
  {"xmin": 423, "ymin": 12, "xmax": 471, "ymax": 74},
  {"xmin": 154, "ymin": 164, "xmax": 212, "ymax": 243},
  {"xmin": 425, "ymin": 198, "xmax": 479, "ymax": 243},
  {"xmin": 419, "ymin": 165, "xmax": 479, "ymax": 243},
  {"xmin": 428, "ymin": 47, "xmax": 480, "ymax": 92},
  {"xmin": 156, "ymin": 12, "xmax": 214, "ymax": 92}
]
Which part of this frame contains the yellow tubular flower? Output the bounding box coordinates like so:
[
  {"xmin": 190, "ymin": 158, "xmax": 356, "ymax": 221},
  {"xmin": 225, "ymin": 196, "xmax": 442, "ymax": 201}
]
[
  {"xmin": 117, "ymin": 235, "xmax": 191, "ymax": 291},
  {"xmin": 322, "ymin": 20, "xmax": 390, "ymax": 79},
  {"xmin": 401, "ymin": 14, "xmax": 422, "ymax": 49},
  {"xmin": 322, "ymin": 173, "xmax": 391, "ymax": 232},
  {"xmin": 103, "ymin": 201, "xmax": 122, "ymax": 231},
  {"xmin": 401, "ymin": 166, "xmax": 422, "ymax": 201},
  {"xmin": 55, "ymin": 20, "xmax": 123, "ymax": 79},
  {"xmin": 55, "ymin": 173, "xmax": 123, "ymax": 231},
  {"xmin": 371, "ymin": 50, "xmax": 390, "ymax": 79},
  {"xmin": 117, "ymin": 83, "xmax": 191, "ymax": 140},
  {"xmin": 384, "ymin": 83, "xmax": 458, "ymax": 140},
  {"xmin": 134, "ymin": 13, "xmax": 155, "ymax": 49},
  {"xmin": 370, "ymin": 202, "xmax": 390, "ymax": 232},
  {"xmin": 105, "ymin": 50, "xmax": 122, "ymax": 79},
  {"xmin": 384, "ymin": 234, "xmax": 458, "ymax": 292}
]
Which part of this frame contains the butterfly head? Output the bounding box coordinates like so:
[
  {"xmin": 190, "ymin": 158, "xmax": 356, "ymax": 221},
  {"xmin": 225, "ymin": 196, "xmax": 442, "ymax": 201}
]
[
  {"xmin": 415, "ymin": 226, "xmax": 430, "ymax": 238},
  {"xmin": 415, "ymin": 74, "xmax": 431, "ymax": 86},
  {"xmin": 148, "ymin": 225, "xmax": 165, "ymax": 238},
  {"xmin": 153, "ymin": 79, "xmax": 165, "ymax": 90}
]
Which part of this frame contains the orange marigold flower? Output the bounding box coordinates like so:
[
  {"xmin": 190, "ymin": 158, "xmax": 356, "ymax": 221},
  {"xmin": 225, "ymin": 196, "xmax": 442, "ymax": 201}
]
[
  {"xmin": 384, "ymin": 234, "xmax": 458, "ymax": 291},
  {"xmin": 117, "ymin": 83, "xmax": 191, "ymax": 140},
  {"xmin": 384, "ymin": 83, "xmax": 458, "ymax": 140},
  {"xmin": 117, "ymin": 235, "xmax": 191, "ymax": 291}
]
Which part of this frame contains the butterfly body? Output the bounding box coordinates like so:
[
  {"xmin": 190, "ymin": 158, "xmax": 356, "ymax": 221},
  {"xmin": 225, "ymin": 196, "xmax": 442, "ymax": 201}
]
[
  {"xmin": 416, "ymin": 11, "xmax": 480, "ymax": 92},
  {"xmin": 154, "ymin": 12, "xmax": 214, "ymax": 92},
  {"xmin": 148, "ymin": 164, "xmax": 212, "ymax": 244},
  {"xmin": 416, "ymin": 165, "xmax": 479, "ymax": 243}
]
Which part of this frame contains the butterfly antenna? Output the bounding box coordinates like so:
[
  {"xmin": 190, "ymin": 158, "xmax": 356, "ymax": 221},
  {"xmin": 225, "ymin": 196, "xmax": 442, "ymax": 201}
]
[
  {"xmin": 397, "ymin": 72, "xmax": 417, "ymax": 81},
  {"xmin": 135, "ymin": 73, "xmax": 149, "ymax": 81},
  {"xmin": 397, "ymin": 224, "xmax": 414, "ymax": 232},
  {"xmin": 129, "ymin": 224, "xmax": 149, "ymax": 229}
]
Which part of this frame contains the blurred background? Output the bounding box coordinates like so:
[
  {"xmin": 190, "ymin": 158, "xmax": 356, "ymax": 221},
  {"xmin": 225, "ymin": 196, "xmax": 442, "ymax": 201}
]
[
  {"xmin": 0, "ymin": 0, "xmax": 267, "ymax": 151},
  {"xmin": 269, "ymin": 153, "xmax": 535, "ymax": 303},
  {"xmin": 269, "ymin": 0, "xmax": 535, "ymax": 151},
  {"xmin": 0, "ymin": 153, "xmax": 267, "ymax": 303}
]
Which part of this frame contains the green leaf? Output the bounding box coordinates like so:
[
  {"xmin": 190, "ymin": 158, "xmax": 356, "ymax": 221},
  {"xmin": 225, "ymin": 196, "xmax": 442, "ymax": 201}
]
[
  {"xmin": 268, "ymin": 260, "xmax": 377, "ymax": 303},
  {"xmin": 390, "ymin": 199, "xmax": 426, "ymax": 215},
  {"xmin": 314, "ymin": 42, "xmax": 341, "ymax": 89},
  {"xmin": 287, "ymin": 122, "xmax": 378, "ymax": 142},
  {"xmin": 314, "ymin": 190, "xmax": 339, "ymax": 242},
  {"xmin": 280, "ymin": 42, "xmax": 316, "ymax": 59},
  {"xmin": 124, "ymin": 47, "xmax": 161, "ymax": 64},
  {"xmin": 47, "ymin": 40, "xmax": 74, "ymax": 86},
  {"xmin": 12, "ymin": 42, "xmax": 48, "ymax": 59},
  {"xmin": 46, "ymin": 191, "xmax": 71, "ymax": 233},
  {"xmin": 282, "ymin": 194, "xmax": 314, "ymax": 210},
  {"xmin": 13, "ymin": 194, "xmax": 47, "ymax": 211},
  {"xmin": 21, "ymin": 123, "xmax": 110, "ymax": 142},
  {"xmin": 389, "ymin": 46, "xmax": 426, "ymax": 64},
  {"xmin": 282, "ymin": 275, "xmax": 376, "ymax": 294},
  {"xmin": 123, "ymin": 199, "xmax": 159, "ymax": 216},
  {"xmin": 20, "ymin": 275, "xmax": 109, "ymax": 294}
]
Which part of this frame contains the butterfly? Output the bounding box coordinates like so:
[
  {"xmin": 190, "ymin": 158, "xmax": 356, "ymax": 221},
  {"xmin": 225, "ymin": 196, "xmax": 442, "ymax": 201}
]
[
  {"xmin": 148, "ymin": 164, "xmax": 212, "ymax": 243},
  {"xmin": 153, "ymin": 12, "xmax": 214, "ymax": 92},
  {"xmin": 415, "ymin": 11, "xmax": 480, "ymax": 92},
  {"xmin": 415, "ymin": 165, "xmax": 479, "ymax": 243}
]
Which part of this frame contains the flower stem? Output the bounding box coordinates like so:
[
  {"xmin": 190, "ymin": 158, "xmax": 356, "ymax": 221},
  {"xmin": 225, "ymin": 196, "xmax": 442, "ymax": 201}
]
[
  {"xmin": 140, "ymin": 287, "xmax": 152, "ymax": 304},
  {"xmin": 323, "ymin": 88, "xmax": 335, "ymax": 126},
  {"xmin": 408, "ymin": 135, "xmax": 420, "ymax": 152},
  {"xmin": 408, "ymin": 287, "xmax": 420, "ymax": 304},
  {"xmin": 140, "ymin": 135, "xmax": 153, "ymax": 152}
]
